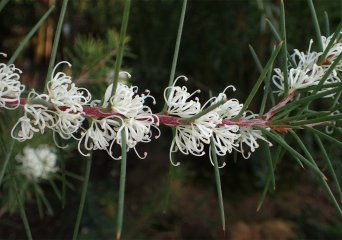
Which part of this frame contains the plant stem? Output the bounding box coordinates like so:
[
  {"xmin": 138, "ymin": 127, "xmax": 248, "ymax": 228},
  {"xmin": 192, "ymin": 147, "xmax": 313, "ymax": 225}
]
[
  {"xmin": 181, "ymin": 98, "xmax": 225, "ymax": 124},
  {"xmin": 116, "ymin": 130, "xmax": 127, "ymax": 240},
  {"xmin": 72, "ymin": 154, "xmax": 92, "ymax": 240},
  {"xmin": 110, "ymin": 0, "xmax": 131, "ymax": 98},
  {"xmin": 44, "ymin": 0, "xmax": 69, "ymax": 91}
]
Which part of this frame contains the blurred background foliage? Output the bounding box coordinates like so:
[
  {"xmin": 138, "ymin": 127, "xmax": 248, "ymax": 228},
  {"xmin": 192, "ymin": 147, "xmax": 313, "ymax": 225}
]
[{"xmin": 0, "ymin": 0, "xmax": 342, "ymax": 239}]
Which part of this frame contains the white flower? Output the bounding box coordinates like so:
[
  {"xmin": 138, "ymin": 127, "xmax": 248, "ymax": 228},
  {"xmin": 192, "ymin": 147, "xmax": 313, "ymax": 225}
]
[
  {"xmin": 115, "ymin": 107, "xmax": 160, "ymax": 159},
  {"xmin": 54, "ymin": 109, "xmax": 85, "ymax": 140},
  {"xmin": 171, "ymin": 110, "xmax": 221, "ymax": 166},
  {"xmin": 166, "ymin": 77, "xmax": 224, "ymax": 165},
  {"xmin": 78, "ymin": 117, "xmax": 119, "ymax": 157},
  {"xmin": 0, "ymin": 62, "xmax": 25, "ymax": 109},
  {"xmin": 16, "ymin": 145, "xmax": 58, "ymax": 180},
  {"xmin": 272, "ymin": 66, "xmax": 324, "ymax": 95},
  {"xmin": 238, "ymin": 112, "xmax": 272, "ymax": 159},
  {"xmin": 212, "ymin": 125, "xmax": 240, "ymax": 155},
  {"xmin": 47, "ymin": 61, "xmax": 91, "ymax": 112},
  {"xmin": 164, "ymin": 75, "xmax": 201, "ymax": 118},
  {"xmin": 97, "ymin": 78, "xmax": 160, "ymax": 159},
  {"xmin": 321, "ymin": 34, "xmax": 342, "ymax": 68},
  {"xmin": 291, "ymin": 39, "xmax": 321, "ymax": 70},
  {"xmin": 209, "ymin": 87, "xmax": 242, "ymax": 166},
  {"xmin": 45, "ymin": 61, "xmax": 92, "ymax": 140},
  {"xmin": 11, "ymin": 91, "xmax": 57, "ymax": 141}
]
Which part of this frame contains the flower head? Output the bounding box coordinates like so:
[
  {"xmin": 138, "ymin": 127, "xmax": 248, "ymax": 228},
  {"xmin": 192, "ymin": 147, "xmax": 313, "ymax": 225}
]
[
  {"xmin": 16, "ymin": 145, "xmax": 58, "ymax": 180},
  {"xmin": 45, "ymin": 61, "xmax": 92, "ymax": 140},
  {"xmin": 78, "ymin": 117, "xmax": 119, "ymax": 157},
  {"xmin": 47, "ymin": 61, "xmax": 91, "ymax": 112},
  {"xmin": 238, "ymin": 112, "xmax": 272, "ymax": 159},
  {"xmin": 166, "ymin": 77, "xmax": 225, "ymax": 165},
  {"xmin": 79, "ymin": 76, "xmax": 160, "ymax": 159},
  {"xmin": 211, "ymin": 91, "xmax": 241, "ymax": 152},
  {"xmin": 11, "ymin": 91, "xmax": 57, "ymax": 141},
  {"xmin": 164, "ymin": 76, "xmax": 201, "ymax": 118},
  {"xmin": 272, "ymin": 66, "xmax": 324, "ymax": 95},
  {"xmin": 291, "ymin": 39, "xmax": 321, "ymax": 70},
  {"xmin": 0, "ymin": 62, "xmax": 25, "ymax": 109}
]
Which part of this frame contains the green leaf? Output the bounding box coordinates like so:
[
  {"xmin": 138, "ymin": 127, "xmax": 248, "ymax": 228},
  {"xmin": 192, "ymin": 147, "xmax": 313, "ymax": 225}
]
[
  {"xmin": 289, "ymin": 130, "xmax": 342, "ymax": 216},
  {"xmin": 274, "ymin": 85, "xmax": 342, "ymax": 114},
  {"xmin": 116, "ymin": 130, "xmax": 128, "ymax": 240},
  {"xmin": 249, "ymin": 44, "xmax": 263, "ymax": 73},
  {"xmin": 280, "ymin": 0, "xmax": 288, "ymax": 96},
  {"xmin": 0, "ymin": 0, "xmax": 9, "ymax": 12},
  {"xmin": 72, "ymin": 155, "xmax": 93, "ymax": 240},
  {"xmin": 307, "ymin": 0, "xmax": 323, "ymax": 51},
  {"xmin": 8, "ymin": 6, "xmax": 54, "ymax": 64},
  {"xmin": 259, "ymin": 129, "xmax": 327, "ymax": 180},
  {"xmin": 44, "ymin": 0, "xmax": 69, "ymax": 91},
  {"xmin": 8, "ymin": 161, "xmax": 32, "ymax": 240},
  {"xmin": 265, "ymin": 18, "xmax": 297, "ymax": 68},
  {"xmin": 314, "ymin": 134, "xmax": 342, "ymax": 203},
  {"xmin": 0, "ymin": 138, "xmax": 15, "ymax": 187},
  {"xmin": 110, "ymin": 0, "xmax": 131, "ymax": 97},
  {"xmin": 210, "ymin": 138, "xmax": 226, "ymax": 233},
  {"xmin": 234, "ymin": 42, "xmax": 283, "ymax": 119},
  {"xmin": 324, "ymin": 12, "xmax": 330, "ymax": 36},
  {"xmin": 257, "ymin": 145, "xmax": 284, "ymax": 211},
  {"xmin": 162, "ymin": 0, "xmax": 188, "ymax": 113}
]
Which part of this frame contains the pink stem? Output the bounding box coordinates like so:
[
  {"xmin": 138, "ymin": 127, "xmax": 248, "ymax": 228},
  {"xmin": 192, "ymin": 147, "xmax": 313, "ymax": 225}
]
[
  {"xmin": 6, "ymin": 97, "xmax": 290, "ymax": 129},
  {"xmin": 264, "ymin": 91, "xmax": 297, "ymax": 120}
]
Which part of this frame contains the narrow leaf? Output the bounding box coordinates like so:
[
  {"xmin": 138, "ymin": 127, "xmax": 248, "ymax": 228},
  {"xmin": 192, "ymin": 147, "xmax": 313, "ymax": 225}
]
[
  {"xmin": 210, "ymin": 138, "xmax": 226, "ymax": 233},
  {"xmin": 162, "ymin": 0, "xmax": 188, "ymax": 113},
  {"xmin": 234, "ymin": 42, "xmax": 283, "ymax": 119},
  {"xmin": 307, "ymin": 0, "xmax": 323, "ymax": 51},
  {"xmin": 8, "ymin": 6, "xmax": 54, "ymax": 64},
  {"xmin": 72, "ymin": 155, "xmax": 92, "ymax": 240},
  {"xmin": 116, "ymin": 130, "xmax": 128, "ymax": 240},
  {"xmin": 44, "ymin": 0, "xmax": 69, "ymax": 91},
  {"xmin": 314, "ymin": 134, "xmax": 342, "ymax": 202},
  {"xmin": 110, "ymin": 0, "xmax": 131, "ymax": 97}
]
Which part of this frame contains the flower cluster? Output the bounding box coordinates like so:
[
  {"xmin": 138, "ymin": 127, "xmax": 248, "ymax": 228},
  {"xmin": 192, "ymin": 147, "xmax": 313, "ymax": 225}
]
[
  {"xmin": 273, "ymin": 34, "xmax": 342, "ymax": 95},
  {"xmin": 78, "ymin": 75, "xmax": 160, "ymax": 159},
  {"xmin": 0, "ymin": 58, "xmax": 159, "ymax": 159},
  {"xmin": 11, "ymin": 62, "xmax": 91, "ymax": 142},
  {"xmin": 0, "ymin": 54, "xmax": 25, "ymax": 109},
  {"xmin": 4, "ymin": 41, "xmax": 338, "ymax": 168},
  {"xmin": 165, "ymin": 77, "xmax": 271, "ymax": 166},
  {"xmin": 15, "ymin": 145, "xmax": 58, "ymax": 180}
]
